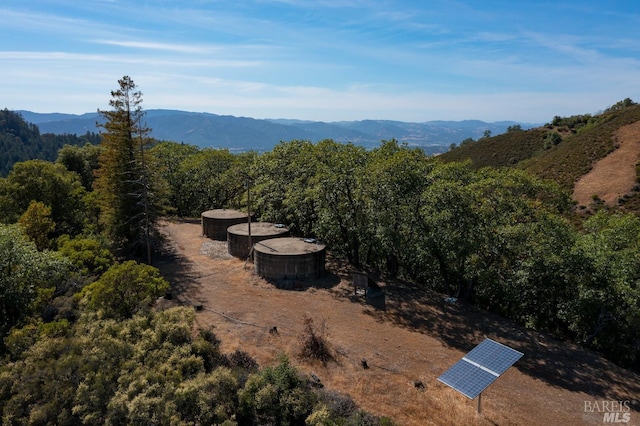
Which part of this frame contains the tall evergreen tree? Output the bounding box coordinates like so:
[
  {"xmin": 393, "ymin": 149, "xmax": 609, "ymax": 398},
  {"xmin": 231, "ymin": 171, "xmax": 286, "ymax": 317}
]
[{"xmin": 94, "ymin": 76, "xmax": 159, "ymax": 263}]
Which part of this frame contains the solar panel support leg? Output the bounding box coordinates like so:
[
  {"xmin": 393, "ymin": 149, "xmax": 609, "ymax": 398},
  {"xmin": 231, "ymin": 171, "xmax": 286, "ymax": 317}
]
[{"xmin": 477, "ymin": 392, "xmax": 482, "ymax": 414}]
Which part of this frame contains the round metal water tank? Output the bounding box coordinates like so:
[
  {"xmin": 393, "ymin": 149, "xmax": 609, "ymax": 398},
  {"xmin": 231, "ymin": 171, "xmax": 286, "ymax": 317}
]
[
  {"xmin": 201, "ymin": 209, "xmax": 251, "ymax": 240},
  {"xmin": 227, "ymin": 222, "xmax": 290, "ymax": 258},
  {"xmin": 254, "ymin": 237, "xmax": 326, "ymax": 280}
]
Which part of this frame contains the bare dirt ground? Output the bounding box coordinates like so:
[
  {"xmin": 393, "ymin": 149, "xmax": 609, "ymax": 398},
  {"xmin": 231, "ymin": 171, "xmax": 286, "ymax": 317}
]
[
  {"xmin": 155, "ymin": 220, "xmax": 640, "ymax": 426},
  {"xmin": 573, "ymin": 122, "xmax": 640, "ymax": 208}
]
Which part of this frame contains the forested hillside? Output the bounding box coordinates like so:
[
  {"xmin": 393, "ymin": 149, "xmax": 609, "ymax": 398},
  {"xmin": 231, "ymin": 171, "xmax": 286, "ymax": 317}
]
[
  {"xmin": 1, "ymin": 82, "xmax": 639, "ymax": 424},
  {"xmin": 438, "ymin": 126, "xmax": 549, "ymax": 167},
  {"xmin": 440, "ymin": 99, "xmax": 640, "ymax": 213},
  {"xmin": 0, "ymin": 109, "xmax": 100, "ymax": 176}
]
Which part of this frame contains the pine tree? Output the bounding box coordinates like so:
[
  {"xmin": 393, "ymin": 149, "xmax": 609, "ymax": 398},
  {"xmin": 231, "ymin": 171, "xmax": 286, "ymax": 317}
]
[{"xmin": 94, "ymin": 76, "xmax": 159, "ymax": 263}]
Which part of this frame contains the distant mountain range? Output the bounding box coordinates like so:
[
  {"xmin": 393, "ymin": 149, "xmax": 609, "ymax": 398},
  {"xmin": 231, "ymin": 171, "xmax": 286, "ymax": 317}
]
[{"xmin": 18, "ymin": 109, "xmax": 539, "ymax": 154}]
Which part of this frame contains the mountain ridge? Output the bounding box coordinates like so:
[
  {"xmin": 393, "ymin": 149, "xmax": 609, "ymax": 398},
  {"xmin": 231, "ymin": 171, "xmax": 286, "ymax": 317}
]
[{"xmin": 17, "ymin": 109, "xmax": 539, "ymax": 154}]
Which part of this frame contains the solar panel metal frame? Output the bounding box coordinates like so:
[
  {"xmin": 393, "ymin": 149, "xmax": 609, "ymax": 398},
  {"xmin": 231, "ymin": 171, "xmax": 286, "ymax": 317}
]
[{"xmin": 437, "ymin": 338, "xmax": 523, "ymax": 400}]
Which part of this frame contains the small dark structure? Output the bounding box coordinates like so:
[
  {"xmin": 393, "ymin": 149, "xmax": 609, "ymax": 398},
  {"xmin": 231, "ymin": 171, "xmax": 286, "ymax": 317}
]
[
  {"xmin": 352, "ymin": 270, "xmax": 383, "ymax": 298},
  {"xmin": 201, "ymin": 209, "xmax": 251, "ymax": 241},
  {"xmin": 352, "ymin": 271, "xmax": 369, "ymax": 296},
  {"xmin": 254, "ymin": 237, "xmax": 326, "ymax": 280},
  {"xmin": 227, "ymin": 222, "xmax": 290, "ymax": 258}
]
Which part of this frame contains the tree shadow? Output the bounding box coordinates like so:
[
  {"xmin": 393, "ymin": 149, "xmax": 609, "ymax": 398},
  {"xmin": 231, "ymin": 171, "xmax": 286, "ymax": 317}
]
[
  {"xmin": 326, "ymin": 260, "xmax": 387, "ymax": 311},
  {"xmin": 154, "ymin": 230, "xmax": 208, "ymax": 307},
  {"xmin": 361, "ymin": 275, "xmax": 640, "ymax": 403},
  {"xmin": 263, "ymin": 270, "xmax": 342, "ymax": 291}
]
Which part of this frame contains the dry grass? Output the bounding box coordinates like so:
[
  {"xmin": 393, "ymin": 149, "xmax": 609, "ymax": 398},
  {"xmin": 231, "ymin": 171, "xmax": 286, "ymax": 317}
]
[
  {"xmin": 155, "ymin": 220, "xmax": 640, "ymax": 425},
  {"xmin": 572, "ymin": 121, "xmax": 640, "ymax": 211},
  {"xmin": 521, "ymin": 105, "xmax": 640, "ymax": 191},
  {"xmin": 440, "ymin": 105, "xmax": 640, "ymax": 217}
]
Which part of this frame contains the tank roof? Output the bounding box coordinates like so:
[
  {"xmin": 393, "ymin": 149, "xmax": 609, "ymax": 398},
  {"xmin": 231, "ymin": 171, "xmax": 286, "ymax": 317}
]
[
  {"xmin": 227, "ymin": 222, "xmax": 289, "ymax": 236},
  {"xmin": 254, "ymin": 237, "xmax": 325, "ymax": 255},
  {"xmin": 201, "ymin": 209, "xmax": 247, "ymax": 219}
]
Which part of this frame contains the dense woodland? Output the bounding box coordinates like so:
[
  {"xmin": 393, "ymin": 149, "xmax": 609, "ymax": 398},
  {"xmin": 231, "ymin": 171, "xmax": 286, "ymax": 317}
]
[
  {"xmin": 0, "ymin": 78, "xmax": 639, "ymax": 424},
  {"xmin": 0, "ymin": 109, "xmax": 100, "ymax": 177}
]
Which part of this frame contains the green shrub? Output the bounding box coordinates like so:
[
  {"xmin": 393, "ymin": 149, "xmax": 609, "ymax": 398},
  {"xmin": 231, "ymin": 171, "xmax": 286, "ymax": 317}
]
[
  {"xmin": 238, "ymin": 354, "xmax": 317, "ymax": 425},
  {"xmin": 57, "ymin": 234, "xmax": 115, "ymax": 275},
  {"xmin": 81, "ymin": 260, "xmax": 169, "ymax": 319}
]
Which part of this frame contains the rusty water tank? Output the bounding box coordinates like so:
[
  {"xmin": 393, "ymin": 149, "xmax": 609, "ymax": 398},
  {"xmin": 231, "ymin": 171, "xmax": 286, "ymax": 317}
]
[
  {"xmin": 201, "ymin": 209, "xmax": 251, "ymax": 240},
  {"xmin": 254, "ymin": 237, "xmax": 326, "ymax": 280},
  {"xmin": 227, "ymin": 222, "xmax": 290, "ymax": 258}
]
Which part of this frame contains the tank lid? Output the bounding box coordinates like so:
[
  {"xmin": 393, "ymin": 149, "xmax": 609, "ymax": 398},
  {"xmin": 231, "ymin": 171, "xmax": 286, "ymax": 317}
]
[
  {"xmin": 201, "ymin": 209, "xmax": 247, "ymax": 219},
  {"xmin": 227, "ymin": 222, "xmax": 290, "ymax": 236},
  {"xmin": 254, "ymin": 237, "xmax": 325, "ymax": 255}
]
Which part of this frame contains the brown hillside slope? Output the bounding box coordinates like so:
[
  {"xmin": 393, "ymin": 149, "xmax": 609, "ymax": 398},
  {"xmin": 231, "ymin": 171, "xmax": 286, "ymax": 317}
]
[
  {"xmin": 521, "ymin": 105, "xmax": 640, "ymax": 192},
  {"xmin": 573, "ymin": 121, "xmax": 640, "ymax": 208},
  {"xmin": 439, "ymin": 104, "xmax": 640, "ymax": 214}
]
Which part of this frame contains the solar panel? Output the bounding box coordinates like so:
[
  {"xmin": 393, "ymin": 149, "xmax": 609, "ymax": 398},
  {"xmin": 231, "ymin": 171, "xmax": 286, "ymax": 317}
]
[
  {"xmin": 464, "ymin": 338, "xmax": 523, "ymax": 376},
  {"xmin": 438, "ymin": 338, "xmax": 523, "ymax": 400}
]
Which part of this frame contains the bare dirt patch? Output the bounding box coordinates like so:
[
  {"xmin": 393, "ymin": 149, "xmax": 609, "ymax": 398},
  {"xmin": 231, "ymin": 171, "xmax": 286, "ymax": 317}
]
[
  {"xmin": 573, "ymin": 122, "xmax": 640, "ymax": 208},
  {"xmin": 155, "ymin": 220, "xmax": 640, "ymax": 425}
]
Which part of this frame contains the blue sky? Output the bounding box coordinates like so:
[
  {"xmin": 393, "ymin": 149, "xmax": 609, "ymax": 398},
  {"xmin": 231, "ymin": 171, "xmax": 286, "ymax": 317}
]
[{"xmin": 2, "ymin": 1, "xmax": 639, "ymax": 122}]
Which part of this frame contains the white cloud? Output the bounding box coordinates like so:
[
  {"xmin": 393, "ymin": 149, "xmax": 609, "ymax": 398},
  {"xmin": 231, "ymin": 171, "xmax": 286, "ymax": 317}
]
[{"xmin": 92, "ymin": 40, "xmax": 218, "ymax": 54}]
